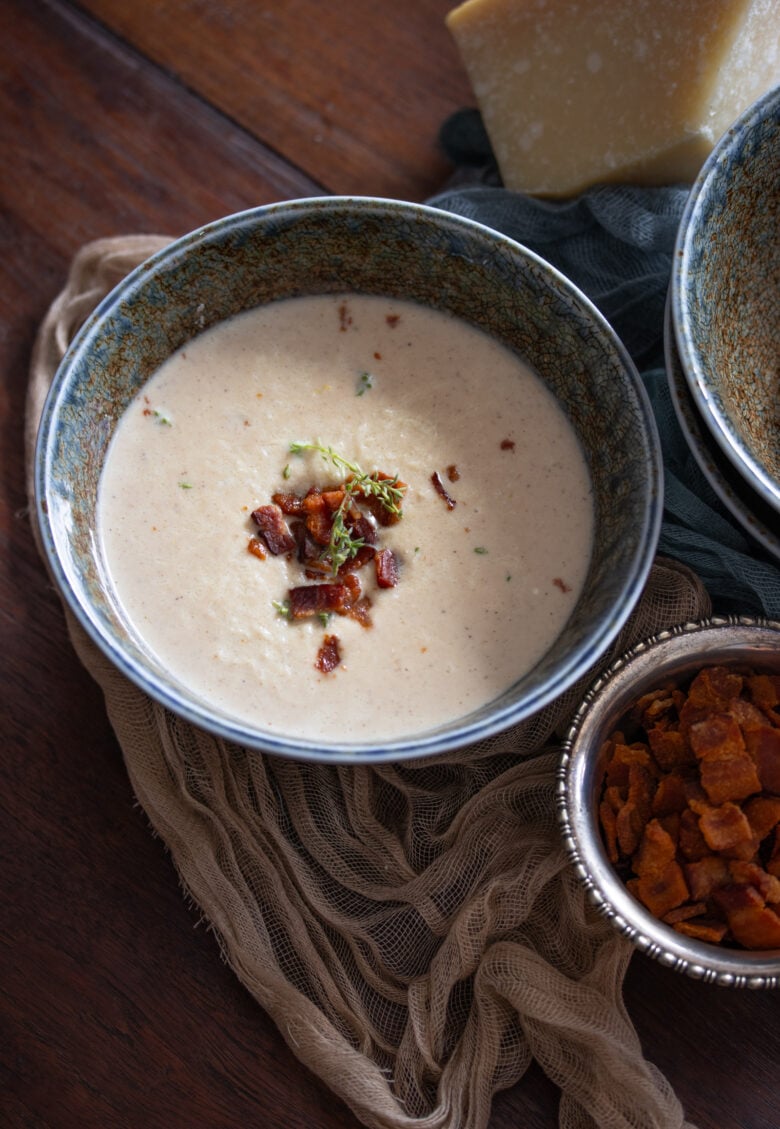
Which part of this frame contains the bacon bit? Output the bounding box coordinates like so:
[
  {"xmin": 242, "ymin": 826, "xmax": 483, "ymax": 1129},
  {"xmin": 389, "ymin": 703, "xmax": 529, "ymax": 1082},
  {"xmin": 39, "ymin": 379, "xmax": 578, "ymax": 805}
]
[
  {"xmin": 446, "ymin": 464, "xmax": 460, "ymax": 482},
  {"xmin": 500, "ymin": 438, "xmax": 515, "ymax": 451},
  {"xmin": 431, "ymin": 470, "xmax": 456, "ymax": 510},
  {"xmin": 272, "ymin": 491, "xmax": 305, "ymax": 515},
  {"xmin": 288, "ymin": 582, "xmax": 352, "ymax": 619},
  {"xmin": 648, "ymin": 727, "xmax": 694, "ymax": 771},
  {"xmin": 337, "ymin": 545, "xmax": 376, "ymax": 575},
  {"xmin": 553, "ymin": 577, "xmax": 572, "ymax": 593},
  {"xmin": 315, "ymin": 634, "xmax": 341, "ymax": 673},
  {"xmin": 305, "ymin": 509, "xmax": 334, "ymax": 547},
  {"xmin": 251, "ymin": 504, "xmax": 297, "ymax": 555},
  {"xmin": 712, "ymin": 884, "xmax": 780, "ymax": 949},
  {"xmin": 348, "ymin": 596, "xmax": 373, "ymax": 628},
  {"xmin": 247, "ymin": 536, "xmax": 267, "ymax": 561},
  {"xmin": 386, "ymin": 314, "xmax": 400, "ymax": 327},
  {"xmin": 745, "ymin": 725, "xmax": 780, "ymax": 792},
  {"xmin": 345, "ymin": 507, "xmax": 377, "ymax": 546},
  {"xmin": 373, "ymin": 351, "xmax": 382, "ymax": 360},
  {"xmin": 338, "ymin": 302, "xmax": 352, "ymax": 331},
  {"xmin": 673, "ymin": 918, "xmax": 729, "ymax": 944},
  {"xmin": 375, "ymin": 548, "xmax": 399, "ymax": 588},
  {"xmin": 663, "ymin": 901, "xmax": 708, "ymax": 925}
]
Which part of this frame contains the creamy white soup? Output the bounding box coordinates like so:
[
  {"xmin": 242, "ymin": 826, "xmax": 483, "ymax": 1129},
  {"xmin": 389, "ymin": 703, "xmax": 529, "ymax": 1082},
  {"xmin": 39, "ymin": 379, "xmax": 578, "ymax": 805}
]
[{"xmin": 98, "ymin": 294, "xmax": 594, "ymax": 742}]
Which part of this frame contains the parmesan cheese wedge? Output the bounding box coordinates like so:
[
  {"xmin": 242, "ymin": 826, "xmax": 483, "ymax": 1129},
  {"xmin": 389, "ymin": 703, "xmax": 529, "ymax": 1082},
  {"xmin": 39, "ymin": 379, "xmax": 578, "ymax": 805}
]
[{"xmin": 446, "ymin": 0, "xmax": 780, "ymax": 197}]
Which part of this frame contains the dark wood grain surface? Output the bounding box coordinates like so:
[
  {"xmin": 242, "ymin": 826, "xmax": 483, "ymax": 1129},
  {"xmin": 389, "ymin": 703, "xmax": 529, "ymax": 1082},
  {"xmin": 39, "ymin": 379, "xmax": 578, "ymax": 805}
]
[{"xmin": 2, "ymin": 3, "xmax": 778, "ymax": 1127}]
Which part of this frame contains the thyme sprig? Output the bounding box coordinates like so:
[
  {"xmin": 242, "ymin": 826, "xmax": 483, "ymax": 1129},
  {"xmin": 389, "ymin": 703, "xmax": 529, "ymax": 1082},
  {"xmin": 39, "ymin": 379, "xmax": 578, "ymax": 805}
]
[
  {"xmin": 289, "ymin": 441, "xmax": 404, "ymax": 515},
  {"xmin": 289, "ymin": 440, "xmax": 404, "ymax": 576}
]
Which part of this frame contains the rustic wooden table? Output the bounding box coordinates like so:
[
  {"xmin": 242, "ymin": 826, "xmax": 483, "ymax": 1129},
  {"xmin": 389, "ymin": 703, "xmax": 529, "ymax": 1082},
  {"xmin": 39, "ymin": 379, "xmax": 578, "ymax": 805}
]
[{"xmin": 2, "ymin": 3, "xmax": 778, "ymax": 1127}]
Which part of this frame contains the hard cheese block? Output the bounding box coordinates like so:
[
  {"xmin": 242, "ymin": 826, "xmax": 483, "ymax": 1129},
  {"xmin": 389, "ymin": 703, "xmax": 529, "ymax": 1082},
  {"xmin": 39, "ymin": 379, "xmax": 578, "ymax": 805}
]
[{"xmin": 446, "ymin": 0, "xmax": 780, "ymax": 197}]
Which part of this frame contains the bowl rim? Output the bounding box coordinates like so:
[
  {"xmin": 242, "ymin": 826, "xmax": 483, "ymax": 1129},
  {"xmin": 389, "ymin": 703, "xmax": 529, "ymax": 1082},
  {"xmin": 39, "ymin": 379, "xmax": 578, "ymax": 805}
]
[
  {"xmin": 35, "ymin": 194, "xmax": 662, "ymax": 763},
  {"xmin": 671, "ymin": 84, "xmax": 780, "ymax": 516},
  {"xmin": 557, "ymin": 614, "xmax": 780, "ymax": 988},
  {"xmin": 663, "ymin": 296, "xmax": 780, "ymax": 563}
]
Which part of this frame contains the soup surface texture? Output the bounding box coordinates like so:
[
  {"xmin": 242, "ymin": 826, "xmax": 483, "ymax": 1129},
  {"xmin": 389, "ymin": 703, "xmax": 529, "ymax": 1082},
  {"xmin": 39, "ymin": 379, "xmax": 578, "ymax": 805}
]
[{"xmin": 98, "ymin": 294, "xmax": 594, "ymax": 742}]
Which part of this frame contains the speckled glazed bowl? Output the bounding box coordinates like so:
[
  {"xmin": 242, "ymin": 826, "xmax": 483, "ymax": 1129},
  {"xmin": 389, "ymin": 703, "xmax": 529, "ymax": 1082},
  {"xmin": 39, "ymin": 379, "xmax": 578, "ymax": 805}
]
[
  {"xmin": 664, "ymin": 299, "xmax": 780, "ymax": 563},
  {"xmin": 35, "ymin": 196, "xmax": 661, "ymax": 762},
  {"xmin": 671, "ymin": 85, "xmax": 780, "ymax": 516},
  {"xmin": 559, "ymin": 616, "xmax": 780, "ymax": 989}
]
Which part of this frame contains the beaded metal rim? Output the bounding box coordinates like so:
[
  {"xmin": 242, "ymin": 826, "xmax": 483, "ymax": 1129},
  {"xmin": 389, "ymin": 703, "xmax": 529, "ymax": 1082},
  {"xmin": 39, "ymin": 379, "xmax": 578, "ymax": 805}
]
[{"xmin": 557, "ymin": 616, "xmax": 780, "ymax": 989}]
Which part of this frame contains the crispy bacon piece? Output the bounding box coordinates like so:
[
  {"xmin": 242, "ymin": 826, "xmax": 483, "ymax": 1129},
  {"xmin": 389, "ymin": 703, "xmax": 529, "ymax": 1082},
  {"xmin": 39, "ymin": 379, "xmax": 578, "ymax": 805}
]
[
  {"xmin": 663, "ymin": 901, "xmax": 708, "ymax": 925},
  {"xmin": 315, "ymin": 634, "xmax": 341, "ymax": 673},
  {"xmin": 712, "ymin": 884, "xmax": 780, "ymax": 949},
  {"xmin": 337, "ymin": 545, "xmax": 376, "ymax": 576},
  {"xmin": 272, "ymin": 491, "xmax": 305, "ymax": 515},
  {"xmin": 600, "ymin": 800, "xmax": 620, "ymax": 864},
  {"xmin": 743, "ymin": 795, "xmax": 780, "ymax": 843},
  {"xmin": 301, "ymin": 488, "xmax": 346, "ymax": 515},
  {"xmin": 305, "ymin": 509, "xmax": 335, "ymax": 547},
  {"xmin": 345, "ymin": 507, "xmax": 377, "ymax": 546},
  {"xmin": 648, "ymin": 726, "xmax": 694, "ymax": 771},
  {"xmin": 288, "ymin": 582, "xmax": 352, "ymax": 619},
  {"xmin": 697, "ymin": 801, "xmax": 753, "ymax": 853},
  {"xmin": 604, "ymin": 742, "xmax": 653, "ymax": 789},
  {"xmin": 768, "ymin": 828, "xmax": 780, "ymax": 878},
  {"xmin": 684, "ymin": 855, "xmax": 730, "ymax": 901},
  {"xmin": 446, "ymin": 464, "xmax": 460, "ymax": 482},
  {"xmin": 247, "ymin": 536, "xmax": 267, "ymax": 561},
  {"xmin": 673, "ymin": 918, "xmax": 729, "ymax": 944},
  {"xmin": 633, "ymin": 819, "xmax": 677, "ymax": 878},
  {"xmin": 699, "ymin": 751, "xmax": 761, "ymax": 807},
  {"xmin": 251, "ymin": 504, "xmax": 297, "ymax": 555},
  {"xmin": 632, "ymin": 860, "xmax": 689, "ymax": 918},
  {"xmin": 500, "ymin": 438, "xmax": 515, "ymax": 451},
  {"xmin": 375, "ymin": 548, "xmax": 399, "ymax": 588},
  {"xmin": 677, "ymin": 809, "xmax": 710, "ymax": 862},
  {"xmin": 745, "ymin": 725, "xmax": 780, "ymax": 792},
  {"xmin": 431, "ymin": 470, "xmax": 456, "ymax": 510},
  {"xmin": 727, "ymin": 696, "xmax": 766, "ymax": 733},
  {"xmin": 728, "ymin": 860, "xmax": 780, "ymax": 904},
  {"xmin": 688, "ymin": 666, "xmax": 744, "ymax": 712},
  {"xmin": 651, "ymin": 772, "xmax": 688, "ymax": 817},
  {"xmin": 747, "ymin": 673, "xmax": 779, "ymax": 711}
]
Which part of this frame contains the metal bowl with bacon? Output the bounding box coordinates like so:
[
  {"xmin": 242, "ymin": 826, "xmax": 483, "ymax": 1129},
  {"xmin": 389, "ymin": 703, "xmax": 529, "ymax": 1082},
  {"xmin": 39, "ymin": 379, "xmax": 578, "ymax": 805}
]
[{"xmin": 558, "ymin": 616, "xmax": 780, "ymax": 988}]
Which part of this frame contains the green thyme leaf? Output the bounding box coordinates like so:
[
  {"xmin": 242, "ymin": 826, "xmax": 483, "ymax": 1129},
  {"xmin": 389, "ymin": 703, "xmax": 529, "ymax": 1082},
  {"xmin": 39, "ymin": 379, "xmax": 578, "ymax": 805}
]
[
  {"xmin": 474, "ymin": 546, "xmax": 488, "ymax": 555},
  {"xmin": 282, "ymin": 463, "xmax": 291, "ymax": 480},
  {"xmin": 356, "ymin": 371, "xmax": 374, "ymax": 396},
  {"xmin": 272, "ymin": 599, "xmax": 292, "ymax": 619}
]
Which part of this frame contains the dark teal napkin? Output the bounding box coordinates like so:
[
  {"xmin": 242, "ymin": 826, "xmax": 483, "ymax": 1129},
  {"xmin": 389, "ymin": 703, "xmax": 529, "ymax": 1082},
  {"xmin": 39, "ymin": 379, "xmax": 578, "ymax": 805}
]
[{"xmin": 428, "ymin": 111, "xmax": 780, "ymax": 618}]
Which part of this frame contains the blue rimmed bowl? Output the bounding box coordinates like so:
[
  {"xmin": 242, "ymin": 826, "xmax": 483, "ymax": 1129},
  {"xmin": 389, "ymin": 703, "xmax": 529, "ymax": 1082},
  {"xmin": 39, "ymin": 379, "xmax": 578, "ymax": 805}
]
[
  {"xmin": 35, "ymin": 196, "xmax": 661, "ymax": 763},
  {"xmin": 671, "ymin": 85, "xmax": 780, "ymax": 516}
]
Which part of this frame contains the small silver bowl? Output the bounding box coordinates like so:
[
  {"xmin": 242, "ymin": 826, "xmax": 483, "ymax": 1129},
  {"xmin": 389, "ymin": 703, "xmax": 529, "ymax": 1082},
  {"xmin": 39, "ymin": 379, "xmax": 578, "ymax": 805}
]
[{"xmin": 558, "ymin": 616, "xmax": 780, "ymax": 989}]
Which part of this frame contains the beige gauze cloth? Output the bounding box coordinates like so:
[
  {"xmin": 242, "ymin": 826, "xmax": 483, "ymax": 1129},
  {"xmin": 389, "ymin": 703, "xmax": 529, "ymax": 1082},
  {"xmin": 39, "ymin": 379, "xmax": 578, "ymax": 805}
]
[{"xmin": 26, "ymin": 237, "xmax": 708, "ymax": 1129}]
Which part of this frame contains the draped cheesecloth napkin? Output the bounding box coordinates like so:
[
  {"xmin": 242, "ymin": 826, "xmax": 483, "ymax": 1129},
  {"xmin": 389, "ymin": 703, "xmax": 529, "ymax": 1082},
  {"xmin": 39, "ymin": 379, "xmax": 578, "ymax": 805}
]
[{"xmin": 27, "ymin": 220, "xmax": 723, "ymax": 1129}]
